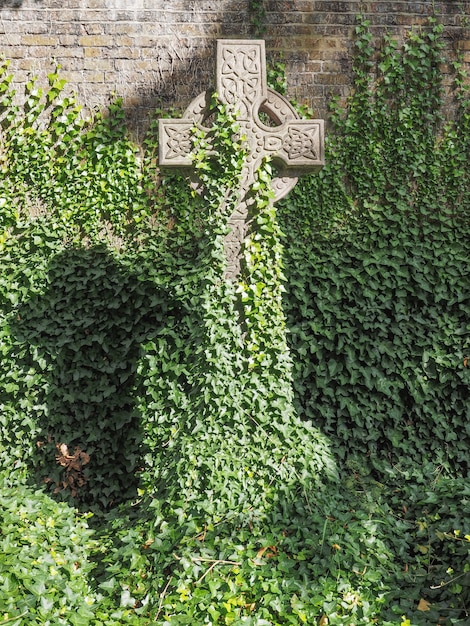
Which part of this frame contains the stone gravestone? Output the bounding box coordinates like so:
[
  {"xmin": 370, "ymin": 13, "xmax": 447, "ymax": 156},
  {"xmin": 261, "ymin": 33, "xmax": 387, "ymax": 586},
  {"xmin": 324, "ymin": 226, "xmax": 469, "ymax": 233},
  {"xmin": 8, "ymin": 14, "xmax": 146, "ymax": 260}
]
[{"xmin": 159, "ymin": 39, "xmax": 324, "ymax": 280}]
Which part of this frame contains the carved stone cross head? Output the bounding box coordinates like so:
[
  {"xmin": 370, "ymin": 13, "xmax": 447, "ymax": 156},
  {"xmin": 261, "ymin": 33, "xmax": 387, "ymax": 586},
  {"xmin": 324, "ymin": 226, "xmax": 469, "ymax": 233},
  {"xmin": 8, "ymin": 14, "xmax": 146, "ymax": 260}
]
[{"xmin": 159, "ymin": 39, "xmax": 325, "ymax": 279}]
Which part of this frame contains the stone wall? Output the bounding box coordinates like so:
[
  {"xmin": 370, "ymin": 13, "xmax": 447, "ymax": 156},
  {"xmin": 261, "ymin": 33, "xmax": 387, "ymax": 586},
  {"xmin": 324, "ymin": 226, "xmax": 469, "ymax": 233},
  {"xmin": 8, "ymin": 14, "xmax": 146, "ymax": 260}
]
[{"xmin": 0, "ymin": 0, "xmax": 468, "ymax": 134}]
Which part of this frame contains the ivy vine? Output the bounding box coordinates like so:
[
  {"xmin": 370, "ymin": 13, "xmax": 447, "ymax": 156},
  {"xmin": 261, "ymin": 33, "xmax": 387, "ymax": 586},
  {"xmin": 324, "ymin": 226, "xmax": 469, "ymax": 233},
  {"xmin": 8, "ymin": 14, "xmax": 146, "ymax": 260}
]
[
  {"xmin": 0, "ymin": 14, "xmax": 469, "ymax": 624},
  {"xmin": 248, "ymin": 0, "xmax": 267, "ymax": 37},
  {"xmin": 280, "ymin": 16, "xmax": 470, "ymax": 476}
]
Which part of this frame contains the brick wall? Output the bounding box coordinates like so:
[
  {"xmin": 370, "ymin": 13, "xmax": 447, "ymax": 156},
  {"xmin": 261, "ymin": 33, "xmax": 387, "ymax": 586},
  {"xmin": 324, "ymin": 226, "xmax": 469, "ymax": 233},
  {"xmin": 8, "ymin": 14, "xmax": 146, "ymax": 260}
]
[
  {"xmin": 265, "ymin": 1, "xmax": 470, "ymax": 122},
  {"xmin": 0, "ymin": 0, "xmax": 468, "ymax": 134}
]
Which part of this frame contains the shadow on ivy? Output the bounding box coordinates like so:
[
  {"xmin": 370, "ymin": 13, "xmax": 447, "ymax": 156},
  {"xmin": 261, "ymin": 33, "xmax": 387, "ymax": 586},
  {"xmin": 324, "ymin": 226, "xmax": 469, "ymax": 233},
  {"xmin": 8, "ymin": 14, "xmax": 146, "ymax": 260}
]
[{"xmin": 12, "ymin": 246, "xmax": 181, "ymax": 511}]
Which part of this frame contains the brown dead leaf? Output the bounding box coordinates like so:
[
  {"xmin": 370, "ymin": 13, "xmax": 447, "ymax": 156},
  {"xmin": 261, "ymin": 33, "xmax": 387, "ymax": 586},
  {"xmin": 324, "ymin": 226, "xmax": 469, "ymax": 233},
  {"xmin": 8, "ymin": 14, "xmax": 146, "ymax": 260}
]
[
  {"xmin": 79, "ymin": 450, "xmax": 91, "ymax": 464},
  {"xmin": 417, "ymin": 598, "xmax": 431, "ymax": 612},
  {"xmin": 58, "ymin": 442, "xmax": 70, "ymax": 458},
  {"xmin": 319, "ymin": 615, "xmax": 329, "ymax": 626},
  {"xmin": 54, "ymin": 444, "xmax": 90, "ymax": 496},
  {"xmin": 256, "ymin": 545, "xmax": 277, "ymax": 560},
  {"xmin": 256, "ymin": 546, "xmax": 268, "ymax": 560}
]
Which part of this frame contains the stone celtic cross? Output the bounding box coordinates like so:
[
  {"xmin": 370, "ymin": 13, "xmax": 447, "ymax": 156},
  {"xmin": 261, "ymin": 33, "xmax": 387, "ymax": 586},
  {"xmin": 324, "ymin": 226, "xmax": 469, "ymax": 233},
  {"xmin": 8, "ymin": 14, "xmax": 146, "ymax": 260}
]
[{"xmin": 159, "ymin": 39, "xmax": 324, "ymax": 279}]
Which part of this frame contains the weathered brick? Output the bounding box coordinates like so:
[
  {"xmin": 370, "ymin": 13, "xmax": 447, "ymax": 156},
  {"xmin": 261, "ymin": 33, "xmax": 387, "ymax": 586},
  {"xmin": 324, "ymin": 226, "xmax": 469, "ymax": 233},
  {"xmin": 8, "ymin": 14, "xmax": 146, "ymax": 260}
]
[
  {"xmin": 84, "ymin": 46, "xmax": 107, "ymax": 58},
  {"xmin": 83, "ymin": 70, "xmax": 105, "ymax": 83},
  {"xmin": 15, "ymin": 58, "xmax": 40, "ymax": 71},
  {"xmin": 321, "ymin": 61, "xmax": 345, "ymax": 73},
  {"xmin": 20, "ymin": 21, "xmax": 50, "ymax": 35},
  {"xmin": 82, "ymin": 23, "xmax": 108, "ymax": 36},
  {"xmin": 59, "ymin": 58, "xmax": 87, "ymax": 72},
  {"xmin": 306, "ymin": 61, "xmax": 322, "ymax": 73},
  {"xmin": 314, "ymin": 73, "xmax": 351, "ymax": 85},
  {"xmin": 58, "ymin": 35, "xmax": 81, "ymax": 47},
  {"xmin": 78, "ymin": 35, "xmax": 111, "ymax": 47},
  {"xmin": 21, "ymin": 35, "xmax": 59, "ymax": 46},
  {"xmin": 109, "ymin": 46, "xmax": 141, "ymax": 60},
  {"xmin": 0, "ymin": 0, "xmax": 465, "ymax": 131},
  {"xmin": 53, "ymin": 23, "xmax": 84, "ymax": 37},
  {"xmin": 83, "ymin": 58, "xmax": 114, "ymax": 71},
  {"xmin": 302, "ymin": 12, "xmax": 357, "ymax": 25},
  {"xmin": 0, "ymin": 33, "xmax": 23, "ymax": 45}
]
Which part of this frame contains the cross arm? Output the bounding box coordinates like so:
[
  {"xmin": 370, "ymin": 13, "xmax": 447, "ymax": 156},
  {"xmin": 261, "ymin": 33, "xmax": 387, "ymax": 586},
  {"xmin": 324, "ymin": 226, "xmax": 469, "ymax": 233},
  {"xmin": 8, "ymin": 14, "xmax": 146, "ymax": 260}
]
[
  {"xmin": 158, "ymin": 118, "xmax": 195, "ymax": 167},
  {"xmin": 261, "ymin": 119, "xmax": 324, "ymax": 174}
]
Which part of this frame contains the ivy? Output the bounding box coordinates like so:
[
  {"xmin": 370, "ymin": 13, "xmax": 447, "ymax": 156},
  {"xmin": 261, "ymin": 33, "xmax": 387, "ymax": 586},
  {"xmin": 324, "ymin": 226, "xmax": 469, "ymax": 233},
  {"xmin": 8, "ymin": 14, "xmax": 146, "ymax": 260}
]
[
  {"xmin": 280, "ymin": 16, "xmax": 470, "ymax": 477},
  {"xmin": 0, "ymin": 472, "xmax": 96, "ymax": 624},
  {"xmin": 0, "ymin": 62, "xmax": 150, "ymax": 249},
  {"xmin": 135, "ymin": 93, "xmax": 337, "ymax": 531},
  {"xmin": 248, "ymin": 0, "xmax": 267, "ymax": 37},
  {"xmin": 0, "ymin": 14, "xmax": 469, "ymax": 624}
]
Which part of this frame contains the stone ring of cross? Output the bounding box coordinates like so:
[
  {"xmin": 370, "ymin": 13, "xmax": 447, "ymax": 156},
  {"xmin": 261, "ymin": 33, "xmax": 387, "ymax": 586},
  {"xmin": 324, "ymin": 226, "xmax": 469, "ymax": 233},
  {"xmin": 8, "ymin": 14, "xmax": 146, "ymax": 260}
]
[{"xmin": 182, "ymin": 86, "xmax": 314, "ymax": 201}]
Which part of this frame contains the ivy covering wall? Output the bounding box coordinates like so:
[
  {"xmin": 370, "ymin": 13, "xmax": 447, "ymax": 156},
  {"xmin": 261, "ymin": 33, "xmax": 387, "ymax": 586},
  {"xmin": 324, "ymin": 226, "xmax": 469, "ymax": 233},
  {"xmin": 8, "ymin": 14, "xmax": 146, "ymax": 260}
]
[
  {"xmin": 0, "ymin": 17, "xmax": 469, "ymax": 626},
  {"xmin": 281, "ymin": 18, "xmax": 470, "ymax": 477}
]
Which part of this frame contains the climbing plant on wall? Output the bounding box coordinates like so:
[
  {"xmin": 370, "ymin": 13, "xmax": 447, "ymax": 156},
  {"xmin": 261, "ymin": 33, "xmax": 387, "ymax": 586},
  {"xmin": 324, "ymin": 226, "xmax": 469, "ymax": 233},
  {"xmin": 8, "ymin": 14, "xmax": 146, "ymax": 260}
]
[
  {"xmin": 0, "ymin": 15, "xmax": 469, "ymax": 625},
  {"xmin": 0, "ymin": 59, "xmax": 335, "ymax": 514},
  {"xmin": 0, "ymin": 60, "xmax": 169, "ymax": 508},
  {"xmin": 248, "ymin": 0, "xmax": 267, "ymax": 36},
  {"xmin": 280, "ymin": 16, "xmax": 470, "ymax": 477}
]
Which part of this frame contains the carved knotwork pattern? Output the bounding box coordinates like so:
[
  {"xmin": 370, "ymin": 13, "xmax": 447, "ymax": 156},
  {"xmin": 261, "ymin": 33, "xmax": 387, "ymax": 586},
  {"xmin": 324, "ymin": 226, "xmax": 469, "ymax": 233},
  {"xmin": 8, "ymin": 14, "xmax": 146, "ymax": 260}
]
[
  {"xmin": 284, "ymin": 127, "xmax": 319, "ymax": 161},
  {"xmin": 220, "ymin": 46, "xmax": 262, "ymax": 118},
  {"xmin": 163, "ymin": 125, "xmax": 192, "ymax": 160}
]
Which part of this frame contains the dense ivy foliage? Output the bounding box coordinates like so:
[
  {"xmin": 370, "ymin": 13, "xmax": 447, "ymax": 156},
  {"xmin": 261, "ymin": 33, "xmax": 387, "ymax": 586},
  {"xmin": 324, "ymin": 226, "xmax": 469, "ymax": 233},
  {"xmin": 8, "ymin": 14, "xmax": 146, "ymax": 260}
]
[
  {"xmin": 0, "ymin": 17, "xmax": 469, "ymax": 625},
  {"xmin": 0, "ymin": 62, "xmax": 170, "ymax": 507},
  {"xmin": 0, "ymin": 472, "xmax": 96, "ymax": 624},
  {"xmin": 280, "ymin": 18, "xmax": 470, "ymax": 478}
]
